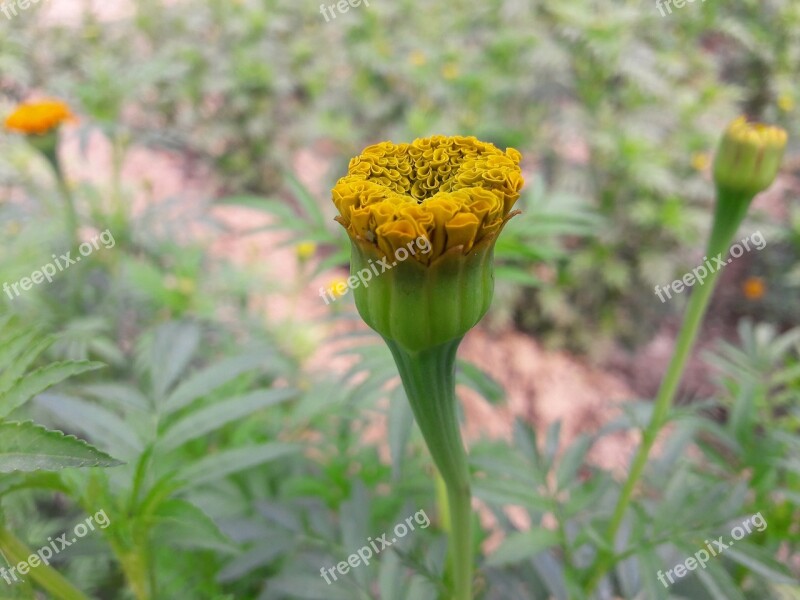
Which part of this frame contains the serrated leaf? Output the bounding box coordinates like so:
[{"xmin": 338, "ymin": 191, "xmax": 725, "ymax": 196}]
[
  {"xmin": 176, "ymin": 443, "xmax": 299, "ymax": 489},
  {"xmin": 80, "ymin": 383, "xmax": 151, "ymax": 412},
  {"xmin": 486, "ymin": 529, "xmax": 560, "ymax": 566},
  {"xmin": 159, "ymin": 388, "xmax": 296, "ymax": 452},
  {"xmin": 162, "ymin": 354, "xmax": 270, "ymax": 415},
  {"xmin": 694, "ymin": 560, "xmax": 746, "ymax": 600},
  {"xmin": 725, "ymin": 543, "xmax": 795, "ymax": 584},
  {"xmin": 457, "ymin": 360, "xmax": 506, "ymax": 405},
  {"xmin": 217, "ymin": 536, "xmax": 293, "ymax": 582},
  {"xmin": 0, "ymin": 421, "xmax": 122, "ymax": 472},
  {"xmin": 149, "ymin": 322, "xmax": 201, "ymax": 403},
  {"xmin": 556, "ymin": 434, "xmax": 592, "ymax": 490},
  {"xmin": 149, "ymin": 499, "xmax": 236, "ymax": 553},
  {"xmin": 0, "ymin": 361, "xmax": 104, "ymax": 418},
  {"xmin": 36, "ymin": 393, "xmax": 143, "ymax": 457},
  {"xmin": 0, "ymin": 331, "xmax": 52, "ymax": 394}
]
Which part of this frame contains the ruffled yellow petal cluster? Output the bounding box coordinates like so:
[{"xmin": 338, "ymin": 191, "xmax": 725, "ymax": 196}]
[
  {"xmin": 4, "ymin": 100, "xmax": 74, "ymax": 135},
  {"xmin": 332, "ymin": 135, "xmax": 524, "ymax": 264}
]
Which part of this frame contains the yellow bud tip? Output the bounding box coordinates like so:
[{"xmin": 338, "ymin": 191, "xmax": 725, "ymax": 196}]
[{"xmin": 713, "ymin": 116, "xmax": 788, "ymax": 197}]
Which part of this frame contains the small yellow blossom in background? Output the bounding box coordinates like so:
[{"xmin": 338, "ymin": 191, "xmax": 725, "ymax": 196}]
[
  {"xmin": 691, "ymin": 152, "xmax": 710, "ymax": 172},
  {"xmin": 742, "ymin": 276, "xmax": 766, "ymax": 300},
  {"xmin": 295, "ymin": 241, "xmax": 317, "ymax": 262},
  {"xmin": 164, "ymin": 275, "xmax": 196, "ymax": 295},
  {"xmin": 441, "ymin": 63, "xmax": 460, "ymax": 80},
  {"xmin": 778, "ymin": 93, "xmax": 795, "ymax": 113},
  {"xmin": 328, "ymin": 276, "xmax": 349, "ymax": 299},
  {"xmin": 408, "ymin": 51, "xmax": 427, "ymax": 67},
  {"xmin": 332, "ymin": 135, "xmax": 523, "ymax": 265},
  {"xmin": 4, "ymin": 100, "xmax": 75, "ymax": 135}
]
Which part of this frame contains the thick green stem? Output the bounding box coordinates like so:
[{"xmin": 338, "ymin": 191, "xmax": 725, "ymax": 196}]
[
  {"xmin": 0, "ymin": 526, "xmax": 90, "ymax": 600},
  {"xmin": 385, "ymin": 338, "xmax": 473, "ymax": 600},
  {"xmin": 584, "ymin": 189, "xmax": 750, "ymax": 594}
]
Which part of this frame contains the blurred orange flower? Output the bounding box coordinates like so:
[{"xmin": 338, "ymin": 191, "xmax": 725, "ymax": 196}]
[
  {"xmin": 742, "ymin": 276, "xmax": 766, "ymax": 300},
  {"xmin": 4, "ymin": 100, "xmax": 75, "ymax": 135}
]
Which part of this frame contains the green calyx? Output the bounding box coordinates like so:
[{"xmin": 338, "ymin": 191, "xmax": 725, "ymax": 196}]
[{"xmin": 350, "ymin": 238, "xmax": 496, "ymax": 353}]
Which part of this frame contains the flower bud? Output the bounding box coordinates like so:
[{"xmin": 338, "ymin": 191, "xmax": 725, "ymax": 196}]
[
  {"xmin": 332, "ymin": 136, "xmax": 523, "ymax": 352},
  {"xmin": 713, "ymin": 116, "xmax": 787, "ymax": 197}
]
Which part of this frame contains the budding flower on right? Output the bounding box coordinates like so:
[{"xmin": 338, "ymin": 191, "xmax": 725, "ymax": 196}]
[{"xmin": 713, "ymin": 116, "xmax": 788, "ymax": 197}]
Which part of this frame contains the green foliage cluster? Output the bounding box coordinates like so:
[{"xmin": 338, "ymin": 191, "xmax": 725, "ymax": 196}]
[{"xmin": 1, "ymin": 0, "xmax": 798, "ymax": 349}]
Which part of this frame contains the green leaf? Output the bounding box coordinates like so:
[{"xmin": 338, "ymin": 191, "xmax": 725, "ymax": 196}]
[
  {"xmin": 80, "ymin": 383, "xmax": 151, "ymax": 412},
  {"xmin": 268, "ymin": 575, "xmax": 360, "ymax": 600},
  {"xmin": 694, "ymin": 560, "xmax": 746, "ymax": 600},
  {"xmin": 636, "ymin": 549, "xmax": 670, "ymax": 600},
  {"xmin": 176, "ymin": 443, "xmax": 299, "ymax": 489},
  {"xmin": 486, "ymin": 529, "xmax": 560, "ymax": 566},
  {"xmin": 148, "ymin": 322, "xmax": 201, "ymax": 403},
  {"xmin": 556, "ymin": 434, "xmax": 592, "ymax": 490},
  {"xmin": 388, "ymin": 386, "xmax": 413, "ymax": 480},
  {"xmin": 36, "ymin": 394, "xmax": 144, "ymax": 456},
  {"xmin": 378, "ymin": 550, "xmax": 406, "ymax": 600},
  {"xmin": 158, "ymin": 388, "xmax": 296, "ymax": 452},
  {"xmin": 0, "ymin": 331, "xmax": 52, "ymax": 394},
  {"xmin": 148, "ymin": 499, "xmax": 236, "ymax": 553},
  {"xmin": 0, "ymin": 421, "xmax": 122, "ymax": 472},
  {"xmin": 217, "ymin": 536, "xmax": 293, "ymax": 582},
  {"xmin": 724, "ymin": 542, "xmax": 795, "ymax": 584},
  {"xmin": 162, "ymin": 354, "xmax": 273, "ymax": 415},
  {"xmin": 0, "ymin": 361, "xmax": 105, "ymax": 418},
  {"xmin": 285, "ymin": 170, "xmax": 328, "ymax": 230},
  {"xmin": 473, "ymin": 478, "xmax": 552, "ymax": 512},
  {"xmin": 457, "ymin": 360, "xmax": 506, "ymax": 405}
]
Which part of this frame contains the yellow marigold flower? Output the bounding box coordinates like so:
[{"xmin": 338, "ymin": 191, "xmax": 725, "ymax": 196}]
[
  {"xmin": 4, "ymin": 100, "xmax": 74, "ymax": 136},
  {"xmin": 332, "ymin": 135, "xmax": 523, "ymax": 266},
  {"xmin": 296, "ymin": 241, "xmax": 317, "ymax": 261},
  {"xmin": 691, "ymin": 152, "xmax": 710, "ymax": 172},
  {"xmin": 778, "ymin": 93, "xmax": 795, "ymax": 113},
  {"xmin": 408, "ymin": 51, "xmax": 427, "ymax": 67},
  {"xmin": 742, "ymin": 276, "xmax": 766, "ymax": 300},
  {"xmin": 441, "ymin": 63, "xmax": 460, "ymax": 80},
  {"xmin": 713, "ymin": 116, "xmax": 787, "ymax": 198}
]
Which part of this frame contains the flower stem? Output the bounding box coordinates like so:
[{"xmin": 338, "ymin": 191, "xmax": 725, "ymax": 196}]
[
  {"xmin": 584, "ymin": 190, "xmax": 747, "ymax": 594},
  {"xmin": 0, "ymin": 526, "xmax": 90, "ymax": 600},
  {"xmin": 385, "ymin": 337, "xmax": 473, "ymax": 600},
  {"xmin": 41, "ymin": 145, "xmax": 79, "ymax": 249}
]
